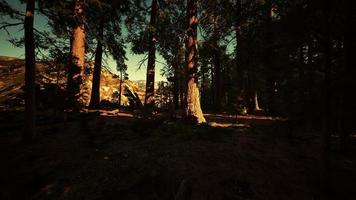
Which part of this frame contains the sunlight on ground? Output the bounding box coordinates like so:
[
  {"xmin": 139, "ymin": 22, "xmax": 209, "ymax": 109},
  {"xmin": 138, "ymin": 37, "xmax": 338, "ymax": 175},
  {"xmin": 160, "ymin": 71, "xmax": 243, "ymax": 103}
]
[{"xmin": 208, "ymin": 121, "xmax": 249, "ymax": 128}]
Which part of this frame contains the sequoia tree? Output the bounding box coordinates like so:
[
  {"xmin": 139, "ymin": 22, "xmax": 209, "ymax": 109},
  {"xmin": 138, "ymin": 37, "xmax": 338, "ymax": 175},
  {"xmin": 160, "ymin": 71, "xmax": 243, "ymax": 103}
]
[
  {"xmin": 185, "ymin": 0, "xmax": 206, "ymax": 123},
  {"xmin": 67, "ymin": 0, "xmax": 86, "ymax": 109}
]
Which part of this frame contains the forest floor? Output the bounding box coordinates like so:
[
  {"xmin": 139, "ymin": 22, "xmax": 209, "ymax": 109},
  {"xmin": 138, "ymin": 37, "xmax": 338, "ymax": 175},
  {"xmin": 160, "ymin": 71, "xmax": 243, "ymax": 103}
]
[{"xmin": 0, "ymin": 109, "xmax": 355, "ymax": 200}]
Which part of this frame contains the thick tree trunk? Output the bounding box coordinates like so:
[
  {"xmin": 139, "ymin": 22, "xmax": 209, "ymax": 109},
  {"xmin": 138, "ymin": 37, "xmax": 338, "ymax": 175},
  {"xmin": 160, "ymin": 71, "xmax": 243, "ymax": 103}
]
[
  {"xmin": 67, "ymin": 0, "xmax": 86, "ymax": 109},
  {"xmin": 23, "ymin": 0, "xmax": 36, "ymax": 143},
  {"xmin": 89, "ymin": 17, "xmax": 104, "ymax": 109},
  {"xmin": 144, "ymin": 0, "xmax": 157, "ymax": 107},
  {"xmin": 185, "ymin": 0, "xmax": 206, "ymax": 124},
  {"xmin": 340, "ymin": 0, "xmax": 356, "ymax": 153}
]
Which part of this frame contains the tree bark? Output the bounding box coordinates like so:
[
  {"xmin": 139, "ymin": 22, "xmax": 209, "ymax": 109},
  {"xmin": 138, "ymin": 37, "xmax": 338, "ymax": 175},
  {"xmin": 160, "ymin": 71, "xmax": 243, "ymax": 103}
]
[
  {"xmin": 89, "ymin": 17, "xmax": 104, "ymax": 109},
  {"xmin": 264, "ymin": 0, "xmax": 275, "ymax": 116},
  {"xmin": 340, "ymin": 0, "xmax": 356, "ymax": 153},
  {"xmin": 320, "ymin": 0, "xmax": 332, "ymax": 195},
  {"xmin": 144, "ymin": 0, "xmax": 158, "ymax": 107},
  {"xmin": 185, "ymin": 0, "xmax": 206, "ymax": 124},
  {"xmin": 253, "ymin": 90, "xmax": 260, "ymax": 111},
  {"xmin": 67, "ymin": 0, "xmax": 86, "ymax": 109},
  {"xmin": 23, "ymin": 0, "xmax": 36, "ymax": 143},
  {"xmin": 212, "ymin": 15, "xmax": 222, "ymax": 110},
  {"xmin": 173, "ymin": 59, "xmax": 179, "ymax": 109},
  {"xmin": 235, "ymin": 0, "xmax": 244, "ymax": 108}
]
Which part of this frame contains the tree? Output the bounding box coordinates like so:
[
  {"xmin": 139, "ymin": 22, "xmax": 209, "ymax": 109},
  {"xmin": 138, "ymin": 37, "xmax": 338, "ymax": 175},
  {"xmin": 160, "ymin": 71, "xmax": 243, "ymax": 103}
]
[
  {"xmin": 89, "ymin": 15, "xmax": 104, "ymax": 109},
  {"xmin": 23, "ymin": 0, "xmax": 36, "ymax": 143},
  {"xmin": 88, "ymin": 0, "xmax": 129, "ymax": 109},
  {"xmin": 117, "ymin": 63, "xmax": 128, "ymax": 107},
  {"xmin": 185, "ymin": 0, "xmax": 206, "ymax": 123},
  {"xmin": 144, "ymin": 0, "xmax": 158, "ymax": 107},
  {"xmin": 67, "ymin": 0, "xmax": 86, "ymax": 109}
]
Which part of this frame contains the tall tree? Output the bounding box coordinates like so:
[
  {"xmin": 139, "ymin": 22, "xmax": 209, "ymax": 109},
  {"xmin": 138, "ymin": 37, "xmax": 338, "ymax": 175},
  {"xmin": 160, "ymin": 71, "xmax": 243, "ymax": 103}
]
[
  {"xmin": 23, "ymin": 0, "xmax": 36, "ymax": 143},
  {"xmin": 185, "ymin": 0, "xmax": 206, "ymax": 123},
  {"xmin": 67, "ymin": 0, "xmax": 86, "ymax": 109},
  {"xmin": 144, "ymin": 0, "xmax": 158, "ymax": 106},
  {"xmin": 340, "ymin": 0, "xmax": 356, "ymax": 153},
  {"xmin": 117, "ymin": 63, "xmax": 128, "ymax": 107},
  {"xmin": 89, "ymin": 15, "xmax": 104, "ymax": 109},
  {"xmin": 320, "ymin": 0, "xmax": 332, "ymax": 195}
]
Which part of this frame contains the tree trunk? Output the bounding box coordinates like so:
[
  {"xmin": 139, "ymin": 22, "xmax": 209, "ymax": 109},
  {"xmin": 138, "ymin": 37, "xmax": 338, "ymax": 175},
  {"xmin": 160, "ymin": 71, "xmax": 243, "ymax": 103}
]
[
  {"xmin": 253, "ymin": 90, "xmax": 260, "ymax": 111},
  {"xmin": 144, "ymin": 0, "xmax": 157, "ymax": 107},
  {"xmin": 298, "ymin": 45, "xmax": 306, "ymax": 127},
  {"xmin": 212, "ymin": 14, "xmax": 222, "ymax": 110},
  {"xmin": 213, "ymin": 38, "xmax": 222, "ymax": 110},
  {"xmin": 200, "ymin": 60, "xmax": 208, "ymax": 107},
  {"xmin": 67, "ymin": 0, "xmax": 86, "ymax": 109},
  {"xmin": 173, "ymin": 59, "xmax": 179, "ymax": 109},
  {"xmin": 340, "ymin": 0, "xmax": 356, "ymax": 153},
  {"xmin": 235, "ymin": 0, "xmax": 244, "ymax": 108},
  {"xmin": 320, "ymin": 0, "xmax": 332, "ymax": 196},
  {"xmin": 118, "ymin": 71, "xmax": 123, "ymax": 107},
  {"xmin": 89, "ymin": 17, "xmax": 104, "ymax": 109},
  {"xmin": 264, "ymin": 0, "xmax": 275, "ymax": 116},
  {"xmin": 185, "ymin": 0, "xmax": 206, "ymax": 124},
  {"xmin": 23, "ymin": 0, "xmax": 36, "ymax": 143}
]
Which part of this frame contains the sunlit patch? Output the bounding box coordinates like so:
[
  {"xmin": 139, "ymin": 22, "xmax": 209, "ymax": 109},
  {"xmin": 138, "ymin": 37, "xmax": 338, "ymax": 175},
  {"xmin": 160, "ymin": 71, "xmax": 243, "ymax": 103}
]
[{"xmin": 209, "ymin": 121, "xmax": 249, "ymax": 128}]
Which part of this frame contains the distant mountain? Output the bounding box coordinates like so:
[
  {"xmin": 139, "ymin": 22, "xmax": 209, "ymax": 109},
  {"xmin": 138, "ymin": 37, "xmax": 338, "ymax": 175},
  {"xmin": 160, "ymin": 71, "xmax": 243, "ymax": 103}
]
[{"xmin": 0, "ymin": 56, "xmax": 145, "ymax": 107}]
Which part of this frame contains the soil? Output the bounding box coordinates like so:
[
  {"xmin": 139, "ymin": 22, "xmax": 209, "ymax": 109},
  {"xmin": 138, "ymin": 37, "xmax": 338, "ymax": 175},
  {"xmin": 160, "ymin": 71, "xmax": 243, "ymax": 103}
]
[{"xmin": 0, "ymin": 110, "xmax": 355, "ymax": 200}]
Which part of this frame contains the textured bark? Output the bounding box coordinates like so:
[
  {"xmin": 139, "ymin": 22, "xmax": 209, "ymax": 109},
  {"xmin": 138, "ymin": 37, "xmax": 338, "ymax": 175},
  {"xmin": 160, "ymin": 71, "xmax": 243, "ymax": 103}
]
[
  {"xmin": 185, "ymin": 0, "xmax": 206, "ymax": 124},
  {"xmin": 67, "ymin": 0, "xmax": 86, "ymax": 109},
  {"xmin": 144, "ymin": 0, "xmax": 158, "ymax": 106},
  {"xmin": 89, "ymin": 17, "xmax": 104, "ymax": 109},
  {"xmin": 23, "ymin": 0, "xmax": 36, "ymax": 143}
]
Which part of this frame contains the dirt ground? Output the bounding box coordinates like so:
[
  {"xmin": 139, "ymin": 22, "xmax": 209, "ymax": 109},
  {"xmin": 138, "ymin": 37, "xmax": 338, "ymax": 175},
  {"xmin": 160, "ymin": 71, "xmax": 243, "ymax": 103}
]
[{"xmin": 0, "ymin": 110, "xmax": 355, "ymax": 200}]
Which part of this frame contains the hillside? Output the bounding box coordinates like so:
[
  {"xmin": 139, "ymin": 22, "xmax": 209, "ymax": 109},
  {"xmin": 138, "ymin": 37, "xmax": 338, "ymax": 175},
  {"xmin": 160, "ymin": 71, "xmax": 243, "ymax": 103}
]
[{"xmin": 0, "ymin": 56, "xmax": 145, "ymax": 108}]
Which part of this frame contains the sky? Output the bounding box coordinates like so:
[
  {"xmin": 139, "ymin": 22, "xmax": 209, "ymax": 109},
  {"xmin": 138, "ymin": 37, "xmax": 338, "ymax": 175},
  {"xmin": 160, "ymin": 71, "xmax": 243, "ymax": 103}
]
[{"xmin": 0, "ymin": 0, "xmax": 166, "ymax": 81}]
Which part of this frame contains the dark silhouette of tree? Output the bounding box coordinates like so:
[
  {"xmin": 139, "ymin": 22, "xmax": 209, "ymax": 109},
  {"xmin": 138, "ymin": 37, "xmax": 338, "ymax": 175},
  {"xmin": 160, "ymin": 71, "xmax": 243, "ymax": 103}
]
[
  {"xmin": 23, "ymin": 0, "xmax": 36, "ymax": 143},
  {"xmin": 89, "ymin": 15, "xmax": 104, "ymax": 109},
  {"xmin": 144, "ymin": 0, "xmax": 157, "ymax": 107}
]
